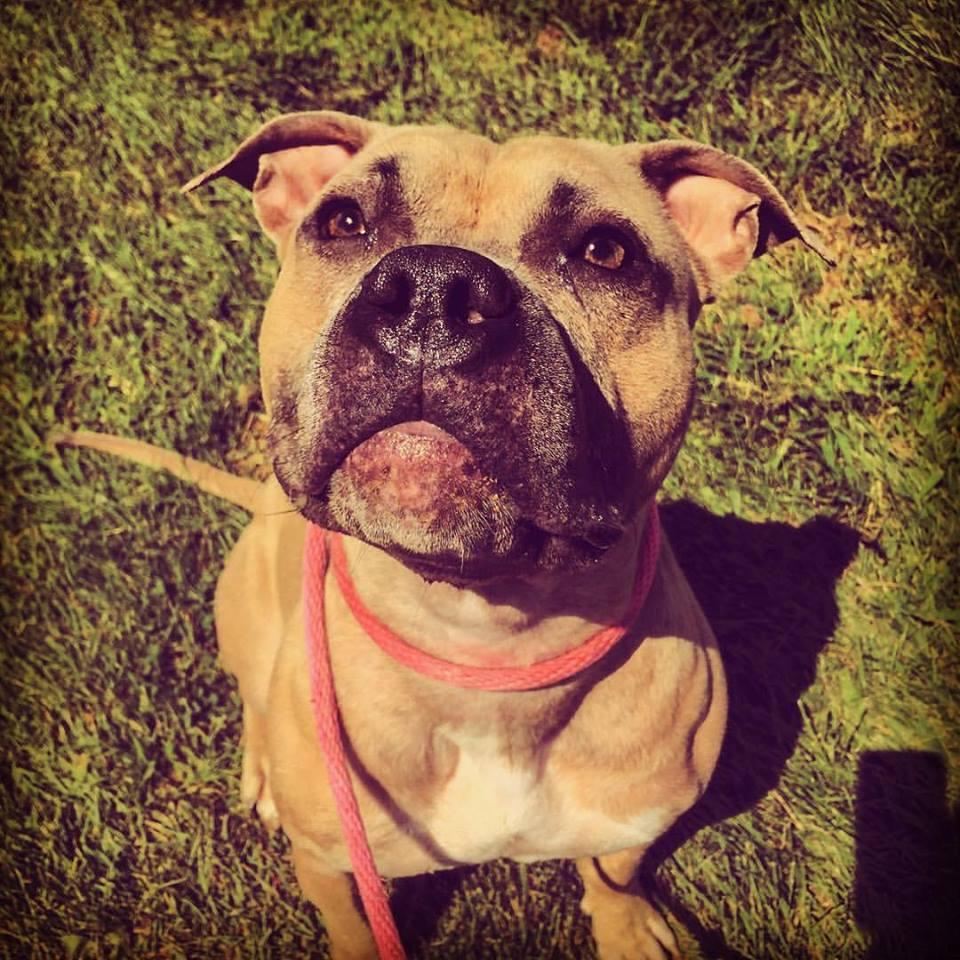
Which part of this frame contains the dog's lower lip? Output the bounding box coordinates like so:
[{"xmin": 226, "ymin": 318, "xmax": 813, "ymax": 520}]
[
  {"xmin": 385, "ymin": 420, "xmax": 451, "ymax": 440},
  {"xmin": 343, "ymin": 420, "xmax": 469, "ymax": 468},
  {"xmin": 338, "ymin": 418, "xmax": 484, "ymax": 520}
]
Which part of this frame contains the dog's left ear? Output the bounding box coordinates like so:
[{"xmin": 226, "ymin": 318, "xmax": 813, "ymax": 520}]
[
  {"xmin": 182, "ymin": 110, "xmax": 383, "ymax": 247},
  {"xmin": 626, "ymin": 140, "xmax": 832, "ymax": 298}
]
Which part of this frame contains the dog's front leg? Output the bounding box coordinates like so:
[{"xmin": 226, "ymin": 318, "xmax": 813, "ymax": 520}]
[
  {"xmin": 292, "ymin": 846, "xmax": 377, "ymax": 960},
  {"xmin": 577, "ymin": 847, "xmax": 679, "ymax": 960}
]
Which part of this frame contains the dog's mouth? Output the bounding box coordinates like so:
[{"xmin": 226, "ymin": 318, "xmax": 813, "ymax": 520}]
[
  {"xmin": 276, "ymin": 409, "xmax": 633, "ymax": 582},
  {"xmin": 278, "ymin": 413, "xmax": 626, "ymax": 582},
  {"xmin": 305, "ymin": 419, "xmax": 552, "ymax": 581},
  {"xmin": 270, "ymin": 371, "xmax": 638, "ymax": 583}
]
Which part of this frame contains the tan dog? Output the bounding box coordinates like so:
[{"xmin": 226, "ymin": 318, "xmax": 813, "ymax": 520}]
[{"xmin": 58, "ymin": 111, "xmax": 828, "ymax": 960}]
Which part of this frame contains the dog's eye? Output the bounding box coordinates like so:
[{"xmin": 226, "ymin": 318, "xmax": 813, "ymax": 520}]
[
  {"xmin": 577, "ymin": 228, "xmax": 630, "ymax": 271},
  {"xmin": 324, "ymin": 203, "xmax": 367, "ymax": 239}
]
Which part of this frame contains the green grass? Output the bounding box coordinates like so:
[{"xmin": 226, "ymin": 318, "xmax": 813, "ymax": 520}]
[{"xmin": 2, "ymin": 1, "xmax": 958, "ymax": 957}]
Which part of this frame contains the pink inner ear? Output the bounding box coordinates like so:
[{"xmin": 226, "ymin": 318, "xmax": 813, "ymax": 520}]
[
  {"xmin": 253, "ymin": 144, "xmax": 354, "ymax": 241},
  {"xmin": 664, "ymin": 174, "xmax": 761, "ymax": 283}
]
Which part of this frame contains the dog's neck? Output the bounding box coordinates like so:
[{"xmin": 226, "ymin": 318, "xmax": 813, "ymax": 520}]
[{"xmin": 337, "ymin": 503, "xmax": 652, "ymax": 670}]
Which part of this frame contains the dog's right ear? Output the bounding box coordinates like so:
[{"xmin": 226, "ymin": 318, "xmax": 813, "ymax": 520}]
[
  {"xmin": 624, "ymin": 139, "xmax": 833, "ymax": 300},
  {"xmin": 182, "ymin": 111, "xmax": 382, "ymax": 246}
]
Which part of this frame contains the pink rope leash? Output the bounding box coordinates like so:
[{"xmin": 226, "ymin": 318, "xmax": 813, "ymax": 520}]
[
  {"xmin": 303, "ymin": 505, "xmax": 660, "ymax": 959},
  {"xmin": 304, "ymin": 530, "xmax": 405, "ymax": 960}
]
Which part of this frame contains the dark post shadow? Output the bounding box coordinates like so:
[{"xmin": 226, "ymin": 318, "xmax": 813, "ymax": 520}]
[
  {"xmin": 645, "ymin": 500, "xmax": 862, "ymax": 957},
  {"xmin": 854, "ymin": 750, "xmax": 960, "ymax": 960}
]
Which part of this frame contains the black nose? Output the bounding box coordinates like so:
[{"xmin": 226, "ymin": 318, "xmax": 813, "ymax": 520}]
[{"xmin": 350, "ymin": 245, "xmax": 517, "ymax": 369}]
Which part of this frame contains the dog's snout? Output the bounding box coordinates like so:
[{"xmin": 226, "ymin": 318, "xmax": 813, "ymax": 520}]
[{"xmin": 353, "ymin": 245, "xmax": 517, "ymax": 368}]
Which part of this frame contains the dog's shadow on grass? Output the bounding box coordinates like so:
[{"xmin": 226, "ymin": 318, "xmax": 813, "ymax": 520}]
[{"xmin": 645, "ymin": 500, "xmax": 862, "ymax": 958}]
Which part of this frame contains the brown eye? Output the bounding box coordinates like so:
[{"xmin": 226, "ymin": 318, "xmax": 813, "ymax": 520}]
[
  {"xmin": 578, "ymin": 228, "xmax": 630, "ymax": 270},
  {"xmin": 325, "ymin": 204, "xmax": 367, "ymax": 239}
]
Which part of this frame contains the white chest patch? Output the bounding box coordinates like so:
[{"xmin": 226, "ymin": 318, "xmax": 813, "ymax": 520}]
[{"xmin": 426, "ymin": 727, "xmax": 670, "ymax": 864}]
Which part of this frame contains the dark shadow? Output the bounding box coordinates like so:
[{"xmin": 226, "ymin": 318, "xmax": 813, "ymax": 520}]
[
  {"xmin": 391, "ymin": 858, "xmax": 593, "ymax": 959},
  {"xmin": 854, "ymin": 750, "xmax": 960, "ymax": 960},
  {"xmin": 644, "ymin": 500, "xmax": 862, "ymax": 957},
  {"xmin": 392, "ymin": 867, "xmax": 471, "ymax": 956}
]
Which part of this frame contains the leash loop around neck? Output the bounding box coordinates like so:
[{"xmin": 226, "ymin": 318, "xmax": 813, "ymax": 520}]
[
  {"xmin": 329, "ymin": 506, "xmax": 660, "ymax": 691},
  {"xmin": 302, "ymin": 505, "xmax": 660, "ymax": 959}
]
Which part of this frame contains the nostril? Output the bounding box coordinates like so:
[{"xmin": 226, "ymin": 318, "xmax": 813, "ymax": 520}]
[
  {"xmin": 445, "ymin": 274, "xmax": 516, "ymax": 328},
  {"xmin": 444, "ymin": 277, "xmax": 472, "ymax": 326},
  {"xmin": 363, "ymin": 267, "xmax": 411, "ymax": 315},
  {"xmin": 474, "ymin": 273, "xmax": 515, "ymax": 321}
]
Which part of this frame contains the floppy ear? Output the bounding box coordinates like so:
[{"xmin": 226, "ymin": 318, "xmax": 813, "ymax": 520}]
[
  {"xmin": 627, "ymin": 140, "xmax": 832, "ymax": 298},
  {"xmin": 182, "ymin": 110, "xmax": 383, "ymax": 247}
]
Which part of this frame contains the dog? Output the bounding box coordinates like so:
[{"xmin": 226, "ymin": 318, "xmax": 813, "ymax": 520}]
[{"xmin": 56, "ymin": 110, "xmax": 829, "ymax": 959}]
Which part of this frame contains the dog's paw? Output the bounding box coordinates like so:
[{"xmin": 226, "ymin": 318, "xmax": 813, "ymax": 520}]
[{"xmin": 583, "ymin": 892, "xmax": 679, "ymax": 960}]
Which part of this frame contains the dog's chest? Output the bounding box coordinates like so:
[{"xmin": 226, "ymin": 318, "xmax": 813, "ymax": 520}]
[{"xmin": 424, "ymin": 725, "xmax": 668, "ymax": 864}]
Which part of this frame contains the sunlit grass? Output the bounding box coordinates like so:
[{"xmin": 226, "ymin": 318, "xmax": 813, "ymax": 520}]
[{"xmin": 2, "ymin": 1, "xmax": 957, "ymax": 957}]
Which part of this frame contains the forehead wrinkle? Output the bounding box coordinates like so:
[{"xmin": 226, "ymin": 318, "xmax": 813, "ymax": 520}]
[
  {"xmin": 326, "ymin": 151, "xmax": 405, "ymax": 209},
  {"xmin": 494, "ymin": 138, "xmax": 675, "ymax": 253},
  {"xmin": 371, "ymin": 155, "xmax": 402, "ymax": 193},
  {"xmin": 372, "ymin": 130, "xmax": 495, "ymax": 232}
]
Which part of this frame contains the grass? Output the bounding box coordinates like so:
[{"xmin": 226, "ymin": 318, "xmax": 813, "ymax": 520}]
[{"xmin": 1, "ymin": 0, "xmax": 958, "ymax": 957}]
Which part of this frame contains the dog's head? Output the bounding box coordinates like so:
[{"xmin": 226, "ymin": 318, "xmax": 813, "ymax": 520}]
[{"xmin": 186, "ymin": 111, "xmax": 826, "ymax": 582}]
